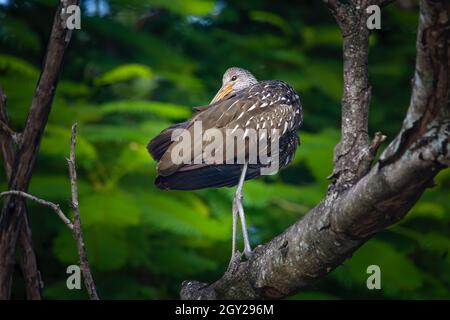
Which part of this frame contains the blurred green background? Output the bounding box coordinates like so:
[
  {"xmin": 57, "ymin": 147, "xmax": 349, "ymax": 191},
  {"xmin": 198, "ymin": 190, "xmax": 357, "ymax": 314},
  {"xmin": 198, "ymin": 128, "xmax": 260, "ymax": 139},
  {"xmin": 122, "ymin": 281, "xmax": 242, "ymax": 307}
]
[{"xmin": 0, "ymin": 0, "xmax": 449, "ymax": 299}]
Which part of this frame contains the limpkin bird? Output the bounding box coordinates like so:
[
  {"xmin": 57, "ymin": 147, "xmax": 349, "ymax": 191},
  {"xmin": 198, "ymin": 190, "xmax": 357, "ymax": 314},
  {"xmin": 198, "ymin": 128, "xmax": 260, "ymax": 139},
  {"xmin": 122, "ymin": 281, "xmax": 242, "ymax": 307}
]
[{"xmin": 148, "ymin": 67, "xmax": 303, "ymax": 266}]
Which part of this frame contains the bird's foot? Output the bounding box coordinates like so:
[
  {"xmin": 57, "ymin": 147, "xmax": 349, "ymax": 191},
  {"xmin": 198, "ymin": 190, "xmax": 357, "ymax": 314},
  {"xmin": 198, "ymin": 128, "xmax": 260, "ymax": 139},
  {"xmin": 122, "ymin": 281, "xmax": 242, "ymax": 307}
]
[
  {"xmin": 226, "ymin": 250, "xmax": 242, "ymax": 274},
  {"xmin": 243, "ymin": 248, "xmax": 253, "ymax": 260}
]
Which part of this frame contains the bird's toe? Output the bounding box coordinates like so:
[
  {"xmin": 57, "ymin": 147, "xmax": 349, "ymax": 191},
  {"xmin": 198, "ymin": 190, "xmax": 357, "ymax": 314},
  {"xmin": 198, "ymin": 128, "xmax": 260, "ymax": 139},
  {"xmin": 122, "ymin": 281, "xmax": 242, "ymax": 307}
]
[{"xmin": 243, "ymin": 248, "xmax": 253, "ymax": 260}]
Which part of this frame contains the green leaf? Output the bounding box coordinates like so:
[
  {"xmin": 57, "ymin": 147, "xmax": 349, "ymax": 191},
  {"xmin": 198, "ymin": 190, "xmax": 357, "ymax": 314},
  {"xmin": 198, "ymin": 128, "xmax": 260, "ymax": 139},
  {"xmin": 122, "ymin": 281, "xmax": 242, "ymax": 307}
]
[
  {"xmin": 289, "ymin": 291, "xmax": 337, "ymax": 300},
  {"xmin": 333, "ymin": 240, "xmax": 424, "ymax": 296},
  {"xmin": 136, "ymin": 191, "xmax": 229, "ymax": 240},
  {"xmin": 99, "ymin": 100, "xmax": 191, "ymax": 120},
  {"xmin": 296, "ymin": 130, "xmax": 339, "ymax": 184},
  {"xmin": 95, "ymin": 64, "xmax": 154, "ymax": 85},
  {"xmin": 0, "ymin": 54, "xmax": 39, "ymax": 78},
  {"xmin": 28, "ymin": 175, "xmax": 92, "ymax": 200},
  {"xmin": 0, "ymin": 17, "xmax": 41, "ymax": 52},
  {"xmin": 81, "ymin": 124, "xmax": 149, "ymax": 144},
  {"xmin": 148, "ymin": 248, "xmax": 218, "ymax": 277},
  {"xmin": 53, "ymin": 226, "xmax": 130, "ymax": 271},
  {"xmin": 79, "ymin": 189, "xmax": 142, "ymax": 228},
  {"xmin": 250, "ymin": 11, "xmax": 293, "ymax": 35},
  {"xmin": 227, "ymin": 180, "xmax": 322, "ymax": 209},
  {"xmin": 40, "ymin": 125, "xmax": 98, "ymax": 168},
  {"xmin": 406, "ymin": 202, "xmax": 446, "ymax": 221},
  {"xmin": 143, "ymin": 0, "xmax": 214, "ymax": 16},
  {"xmin": 108, "ymin": 142, "xmax": 154, "ymax": 186}
]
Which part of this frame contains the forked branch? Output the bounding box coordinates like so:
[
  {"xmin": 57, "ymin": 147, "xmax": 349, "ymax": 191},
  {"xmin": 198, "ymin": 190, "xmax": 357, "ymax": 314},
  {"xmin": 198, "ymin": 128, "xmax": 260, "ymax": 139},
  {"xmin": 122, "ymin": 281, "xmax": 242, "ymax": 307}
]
[{"xmin": 180, "ymin": 0, "xmax": 450, "ymax": 300}]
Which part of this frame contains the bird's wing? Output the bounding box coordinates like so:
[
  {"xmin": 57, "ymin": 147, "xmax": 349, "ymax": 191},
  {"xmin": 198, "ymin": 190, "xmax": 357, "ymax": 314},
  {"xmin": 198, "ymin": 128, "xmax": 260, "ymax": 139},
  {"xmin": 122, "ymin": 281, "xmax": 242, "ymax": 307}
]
[
  {"xmin": 157, "ymin": 81, "xmax": 300, "ymax": 176},
  {"xmin": 197, "ymin": 82, "xmax": 299, "ymax": 164}
]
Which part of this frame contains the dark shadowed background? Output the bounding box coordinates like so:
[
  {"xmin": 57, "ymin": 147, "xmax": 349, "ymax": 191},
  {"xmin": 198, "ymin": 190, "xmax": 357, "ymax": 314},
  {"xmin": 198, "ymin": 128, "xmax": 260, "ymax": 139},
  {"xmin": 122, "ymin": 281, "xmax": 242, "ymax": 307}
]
[{"xmin": 0, "ymin": 0, "xmax": 448, "ymax": 299}]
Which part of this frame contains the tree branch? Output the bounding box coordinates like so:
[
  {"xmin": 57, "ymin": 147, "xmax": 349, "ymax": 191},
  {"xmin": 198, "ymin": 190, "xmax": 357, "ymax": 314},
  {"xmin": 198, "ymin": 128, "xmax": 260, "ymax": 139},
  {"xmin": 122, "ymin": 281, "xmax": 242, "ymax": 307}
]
[
  {"xmin": 180, "ymin": 0, "xmax": 449, "ymax": 300},
  {"xmin": 0, "ymin": 87, "xmax": 42, "ymax": 299},
  {"xmin": 326, "ymin": 0, "xmax": 375, "ymax": 189},
  {"xmin": 0, "ymin": 120, "xmax": 20, "ymax": 145},
  {"xmin": 0, "ymin": 0, "xmax": 79, "ymax": 299},
  {"xmin": 0, "ymin": 88, "xmax": 14, "ymax": 179},
  {"xmin": 67, "ymin": 124, "xmax": 99, "ymax": 300},
  {"xmin": 0, "ymin": 191, "xmax": 74, "ymax": 230}
]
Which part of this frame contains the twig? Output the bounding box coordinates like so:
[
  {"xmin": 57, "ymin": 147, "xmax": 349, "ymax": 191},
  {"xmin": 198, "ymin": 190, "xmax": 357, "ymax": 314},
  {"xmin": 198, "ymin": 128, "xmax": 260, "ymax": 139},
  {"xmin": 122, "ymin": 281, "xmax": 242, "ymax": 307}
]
[
  {"xmin": 0, "ymin": 120, "xmax": 20, "ymax": 145},
  {"xmin": 0, "ymin": 191, "xmax": 73, "ymax": 230},
  {"xmin": 369, "ymin": 131, "xmax": 387, "ymax": 153},
  {"xmin": 67, "ymin": 123, "xmax": 99, "ymax": 300}
]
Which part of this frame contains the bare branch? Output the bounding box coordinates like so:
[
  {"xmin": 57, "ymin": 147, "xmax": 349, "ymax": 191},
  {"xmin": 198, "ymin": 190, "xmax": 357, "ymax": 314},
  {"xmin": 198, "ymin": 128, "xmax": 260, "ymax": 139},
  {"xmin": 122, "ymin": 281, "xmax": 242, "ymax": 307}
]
[
  {"xmin": 0, "ymin": 87, "xmax": 42, "ymax": 300},
  {"xmin": 0, "ymin": 120, "xmax": 20, "ymax": 145},
  {"xmin": 0, "ymin": 0, "xmax": 80, "ymax": 299},
  {"xmin": 180, "ymin": 0, "xmax": 449, "ymax": 300},
  {"xmin": 380, "ymin": 0, "xmax": 450, "ymax": 166},
  {"xmin": 324, "ymin": 0, "xmax": 374, "ymax": 189},
  {"xmin": 67, "ymin": 123, "xmax": 99, "ymax": 300},
  {"xmin": 0, "ymin": 88, "xmax": 13, "ymax": 179},
  {"xmin": 0, "ymin": 191, "xmax": 73, "ymax": 230}
]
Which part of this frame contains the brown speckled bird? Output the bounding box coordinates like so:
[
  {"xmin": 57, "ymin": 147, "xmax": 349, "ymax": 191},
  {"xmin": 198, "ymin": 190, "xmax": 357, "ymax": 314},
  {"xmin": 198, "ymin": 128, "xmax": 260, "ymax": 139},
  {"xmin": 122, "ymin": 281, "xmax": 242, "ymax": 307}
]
[{"xmin": 148, "ymin": 67, "xmax": 303, "ymax": 266}]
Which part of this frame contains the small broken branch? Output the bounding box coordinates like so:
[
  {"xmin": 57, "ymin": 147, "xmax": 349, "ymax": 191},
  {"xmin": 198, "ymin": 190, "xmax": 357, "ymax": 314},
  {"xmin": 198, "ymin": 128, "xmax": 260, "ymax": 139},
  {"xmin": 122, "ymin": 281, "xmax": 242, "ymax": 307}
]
[
  {"xmin": 0, "ymin": 120, "xmax": 20, "ymax": 145},
  {"xmin": 0, "ymin": 191, "xmax": 73, "ymax": 230}
]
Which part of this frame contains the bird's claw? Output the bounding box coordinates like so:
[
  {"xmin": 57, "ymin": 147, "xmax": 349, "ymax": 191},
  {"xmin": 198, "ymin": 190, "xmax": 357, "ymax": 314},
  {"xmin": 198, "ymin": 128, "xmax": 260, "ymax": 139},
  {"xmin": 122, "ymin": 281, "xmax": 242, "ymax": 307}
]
[{"xmin": 243, "ymin": 248, "xmax": 253, "ymax": 260}]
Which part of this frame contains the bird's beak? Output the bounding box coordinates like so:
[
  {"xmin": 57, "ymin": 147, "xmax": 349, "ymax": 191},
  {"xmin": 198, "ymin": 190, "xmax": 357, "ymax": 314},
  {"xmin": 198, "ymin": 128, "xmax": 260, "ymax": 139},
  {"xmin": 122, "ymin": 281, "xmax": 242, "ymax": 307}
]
[{"xmin": 210, "ymin": 83, "xmax": 234, "ymax": 104}]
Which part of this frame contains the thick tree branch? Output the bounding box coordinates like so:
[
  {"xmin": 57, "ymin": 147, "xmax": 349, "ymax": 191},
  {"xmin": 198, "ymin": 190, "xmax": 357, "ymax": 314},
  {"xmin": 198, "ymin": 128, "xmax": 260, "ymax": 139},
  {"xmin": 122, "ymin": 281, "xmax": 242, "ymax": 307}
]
[
  {"xmin": 325, "ymin": 0, "xmax": 375, "ymax": 189},
  {"xmin": 0, "ymin": 88, "xmax": 14, "ymax": 179},
  {"xmin": 180, "ymin": 0, "xmax": 449, "ymax": 300},
  {"xmin": 0, "ymin": 0, "xmax": 79, "ymax": 299},
  {"xmin": 0, "ymin": 88, "xmax": 42, "ymax": 300}
]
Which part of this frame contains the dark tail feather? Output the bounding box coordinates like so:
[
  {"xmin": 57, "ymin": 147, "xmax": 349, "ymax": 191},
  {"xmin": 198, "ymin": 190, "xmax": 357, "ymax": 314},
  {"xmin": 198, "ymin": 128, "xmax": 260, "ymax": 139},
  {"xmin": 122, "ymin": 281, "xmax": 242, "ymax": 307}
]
[
  {"xmin": 147, "ymin": 121, "xmax": 189, "ymax": 161},
  {"xmin": 155, "ymin": 164, "xmax": 261, "ymax": 190}
]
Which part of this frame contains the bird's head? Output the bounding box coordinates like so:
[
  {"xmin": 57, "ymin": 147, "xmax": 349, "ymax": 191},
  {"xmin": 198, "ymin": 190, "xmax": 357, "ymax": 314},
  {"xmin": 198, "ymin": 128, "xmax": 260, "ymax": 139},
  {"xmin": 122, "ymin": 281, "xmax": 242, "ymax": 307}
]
[{"xmin": 210, "ymin": 67, "xmax": 258, "ymax": 104}]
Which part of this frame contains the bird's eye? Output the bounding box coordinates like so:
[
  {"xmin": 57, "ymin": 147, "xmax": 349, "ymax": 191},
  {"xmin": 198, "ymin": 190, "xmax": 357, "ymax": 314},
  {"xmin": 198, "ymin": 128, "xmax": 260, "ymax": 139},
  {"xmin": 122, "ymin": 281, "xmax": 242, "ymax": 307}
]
[{"xmin": 231, "ymin": 75, "xmax": 237, "ymax": 81}]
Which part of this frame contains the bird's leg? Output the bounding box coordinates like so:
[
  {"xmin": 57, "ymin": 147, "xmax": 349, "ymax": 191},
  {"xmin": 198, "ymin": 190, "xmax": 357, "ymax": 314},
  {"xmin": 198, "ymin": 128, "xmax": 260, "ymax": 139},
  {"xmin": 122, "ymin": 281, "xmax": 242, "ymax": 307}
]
[
  {"xmin": 227, "ymin": 162, "xmax": 251, "ymax": 271},
  {"xmin": 235, "ymin": 162, "xmax": 252, "ymax": 259},
  {"xmin": 227, "ymin": 200, "xmax": 241, "ymax": 272}
]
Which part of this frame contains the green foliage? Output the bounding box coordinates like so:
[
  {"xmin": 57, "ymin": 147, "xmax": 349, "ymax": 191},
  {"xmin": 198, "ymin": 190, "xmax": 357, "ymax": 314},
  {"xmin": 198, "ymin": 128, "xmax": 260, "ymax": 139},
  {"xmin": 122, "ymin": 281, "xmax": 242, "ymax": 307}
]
[
  {"xmin": 99, "ymin": 100, "xmax": 191, "ymax": 119},
  {"xmin": 0, "ymin": 0, "xmax": 448, "ymax": 300},
  {"xmin": 95, "ymin": 64, "xmax": 154, "ymax": 85},
  {"xmin": 0, "ymin": 54, "xmax": 39, "ymax": 78}
]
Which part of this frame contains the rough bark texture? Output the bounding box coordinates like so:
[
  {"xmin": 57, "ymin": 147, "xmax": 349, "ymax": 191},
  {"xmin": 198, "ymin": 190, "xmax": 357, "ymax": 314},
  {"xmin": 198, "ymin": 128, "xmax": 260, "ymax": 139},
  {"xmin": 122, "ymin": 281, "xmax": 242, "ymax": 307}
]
[
  {"xmin": 0, "ymin": 89, "xmax": 42, "ymax": 299},
  {"xmin": 0, "ymin": 0, "xmax": 79, "ymax": 299},
  {"xmin": 180, "ymin": 0, "xmax": 450, "ymax": 300},
  {"xmin": 327, "ymin": 0, "xmax": 372, "ymax": 188}
]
